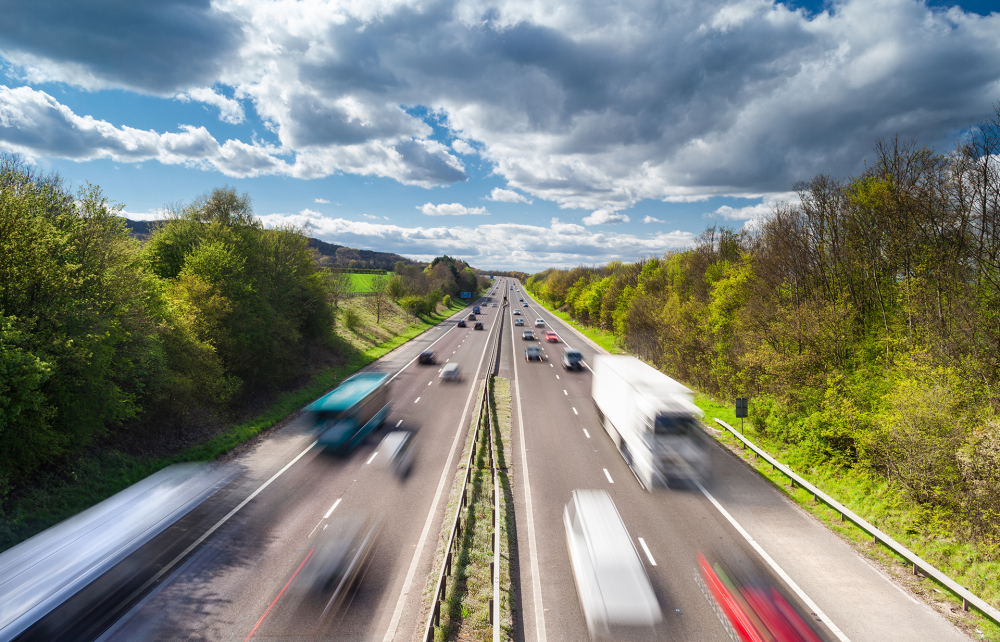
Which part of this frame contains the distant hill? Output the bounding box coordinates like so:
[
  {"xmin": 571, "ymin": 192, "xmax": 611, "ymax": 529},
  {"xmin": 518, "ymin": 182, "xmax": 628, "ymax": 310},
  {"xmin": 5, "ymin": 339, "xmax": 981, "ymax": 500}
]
[{"xmin": 121, "ymin": 218, "xmax": 423, "ymax": 271}]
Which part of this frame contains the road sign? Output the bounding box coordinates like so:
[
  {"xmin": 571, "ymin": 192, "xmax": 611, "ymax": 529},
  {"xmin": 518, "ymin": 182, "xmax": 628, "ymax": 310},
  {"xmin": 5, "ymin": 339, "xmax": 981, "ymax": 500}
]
[
  {"xmin": 735, "ymin": 397, "xmax": 748, "ymax": 418},
  {"xmin": 460, "ymin": 292, "xmax": 472, "ymax": 299}
]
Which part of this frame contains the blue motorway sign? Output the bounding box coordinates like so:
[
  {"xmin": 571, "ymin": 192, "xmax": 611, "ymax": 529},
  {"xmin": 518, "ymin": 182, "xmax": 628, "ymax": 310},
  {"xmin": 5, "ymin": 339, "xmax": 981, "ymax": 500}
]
[{"xmin": 460, "ymin": 291, "xmax": 472, "ymax": 298}]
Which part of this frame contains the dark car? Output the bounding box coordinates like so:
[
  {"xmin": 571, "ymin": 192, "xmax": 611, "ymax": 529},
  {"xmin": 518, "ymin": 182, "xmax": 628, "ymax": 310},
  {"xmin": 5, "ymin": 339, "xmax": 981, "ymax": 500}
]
[
  {"xmin": 457, "ymin": 320, "xmax": 467, "ymax": 328},
  {"xmin": 474, "ymin": 322, "xmax": 484, "ymax": 330},
  {"xmin": 562, "ymin": 348, "xmax": 584, "ymax": 370},
  {"xmin": 418, "ymin": 350, "xmax": 436, "ymax": 364},
  {"xmin": 525, "ymin": 345, "xmax": 542, "ymax": 361},
  {"xmin": 522, "ymin": 329, "xmax": 535, "ymax": 340}
]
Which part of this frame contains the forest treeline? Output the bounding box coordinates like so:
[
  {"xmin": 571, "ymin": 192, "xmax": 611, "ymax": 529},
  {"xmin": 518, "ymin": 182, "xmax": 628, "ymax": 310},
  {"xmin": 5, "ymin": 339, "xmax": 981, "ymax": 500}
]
[
  {"xmin": 528, "ymin": 118, "xmax": 1000, "ymax": 547},
  {"xmin": 0, "ymin": 154, "xmax": 484, "ymax": 492}
]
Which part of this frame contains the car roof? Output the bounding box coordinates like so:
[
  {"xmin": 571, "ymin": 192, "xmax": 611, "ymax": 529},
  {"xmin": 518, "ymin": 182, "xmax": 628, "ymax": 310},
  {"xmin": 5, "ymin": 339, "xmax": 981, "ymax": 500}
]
[{"xmin": 442, "ymin": 362, "xmax": 459, "ymax": 371}]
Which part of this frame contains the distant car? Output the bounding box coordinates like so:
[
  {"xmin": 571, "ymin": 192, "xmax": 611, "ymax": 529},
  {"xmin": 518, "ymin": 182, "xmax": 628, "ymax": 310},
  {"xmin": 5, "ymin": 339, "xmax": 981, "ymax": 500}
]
[
  {"xmin": 492, "ymin": 303, "xmax": 498, "ymax": 307},
  {"xmin": 418, "ymin": 350, "xmax": 436, "ymax": 364},
  {"xmin": 522, "ymin": 329, "xmax": 535, "ymax": 340},
  {"xmin": 474, "ymin": 322, "xmax": 484, "ymax": 330},
  {"xmin": 535, "ymin": 318, "xmax": 545, "ymax": 327},
  {"xmin": 513, "ymin": 310, "xmax": 521, "ymax": 315},
  {"xmin": 564, "ymin": 490, "xmax": 662, "ymax": 637},
  {"xmin": 514, "ymin": 318, "xmax": 524, "ymax": 326},
  {"xmin": 562, "ymin": 348, "xmax": 584, "ymax": 370},
  {"xmin": 545, "ymin": 331, "xmax": 558, "ymax": 342},
  {"xmin": 519, "ymin": 298, "xmax": 524, "ymax": 302},
  {"xmin": 468, "ymin": 313, "xmax": 477, "ymax": 321},
  {"xmin": 525, "ymin": 345, "xmax": 542, "ymax": 361},
  {"xmin": 522, "ymin": 302, "xmax": 528, "ymax": 307},
  {"xmin": 440, "ymin": 363, "xmax": 460, "ymax": 382},
  {"xmin": 457, "ymin": 320, "xmax": 467, "ymax": 328}
]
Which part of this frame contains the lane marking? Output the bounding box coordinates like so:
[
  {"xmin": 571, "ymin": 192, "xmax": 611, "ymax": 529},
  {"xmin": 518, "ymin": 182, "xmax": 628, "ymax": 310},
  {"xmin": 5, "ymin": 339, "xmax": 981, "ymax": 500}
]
[
  {"xmin": 694, "ymin": 480, "xmax": 851, "ymax": 642},
  {"xmin": 414, "ymin": 397, "xmax": 421, "ymax": 403},
  {"xmin": 114, "ymin": 440, "xmax": 318, "ymax": 620},
  {"xmin": 638, "ymin": 538, "xmax": 657, "ymax": 566},
  {"xmin": 428, "ymin": 381, "xmax": 433, "ymax": 386},
  {"xmin": 583, "ymin": 429, "xmax": 590, "ymax": 438},
  {"xmin": 511, "ymin": 299, "xmax": 548, "ymax": 642},
  {"xmin": 383, "ymin": 309, "xmax": 501, "ymax": 642},
  {"xmin": 387, "ymin": 317, "xmax": 460, "ymax": 384},
  {"xmin": 396, "ymin": 420, "xmax": 403, "ymax": 427},
  {"xmin": 604, "ymin": 468, "xmax": 614, "ymax": 484},
  {"xmin": 555, "ymin": 375, "xmax": 560, "ymax": 380},
  {"xmin": 243, "ymin": 548, "xmax": 314, "ymax": 642},
  {"xmin": 573, "ymin": 407, "xmax": 578, "ymax": 415},
  {"xmin": 366, "ymin": 451, "xmax": 379, "ymax": 465},
  {"xmin": 563, "ymin": 390, "xmax": 568, "ymax": 396},
  {"xmin": 324, "ymin": 498, "xmax": 342, "ymax": 519},
  {"xmin": 308, "ymin": 520, "xmax": 323, "ymax": 538}
]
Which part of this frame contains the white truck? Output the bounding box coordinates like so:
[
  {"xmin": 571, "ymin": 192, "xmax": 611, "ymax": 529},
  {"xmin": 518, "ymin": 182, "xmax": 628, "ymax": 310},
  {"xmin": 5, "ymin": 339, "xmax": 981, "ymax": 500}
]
[{"xmin": 592, "ymin": 355, "xmax": 708, "ymax": 488}]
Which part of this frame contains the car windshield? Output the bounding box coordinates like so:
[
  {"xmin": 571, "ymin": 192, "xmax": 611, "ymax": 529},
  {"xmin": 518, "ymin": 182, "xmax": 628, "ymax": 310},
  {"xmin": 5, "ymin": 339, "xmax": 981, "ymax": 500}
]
[
  {"xmin": 653, "ymin": 414, "xmax": 699, "ymax": 436},
  {"xmin": 565, "ymin": 351, "xmax": 581, "ymax": 362}
]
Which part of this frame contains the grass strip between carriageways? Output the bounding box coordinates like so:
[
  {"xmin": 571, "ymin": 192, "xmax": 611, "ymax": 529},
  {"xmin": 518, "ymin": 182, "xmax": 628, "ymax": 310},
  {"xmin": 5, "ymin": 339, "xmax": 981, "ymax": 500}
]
[{"xmin": 0, "ymin": 303, "xmax": 459, "ymax": 554}]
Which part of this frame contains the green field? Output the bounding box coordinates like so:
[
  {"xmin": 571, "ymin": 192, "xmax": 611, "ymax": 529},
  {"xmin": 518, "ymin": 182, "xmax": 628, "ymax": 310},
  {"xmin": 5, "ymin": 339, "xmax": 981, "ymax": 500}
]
[{"xmin": 346, "ymin": 272, "xmax": 394, "ymax": 292}]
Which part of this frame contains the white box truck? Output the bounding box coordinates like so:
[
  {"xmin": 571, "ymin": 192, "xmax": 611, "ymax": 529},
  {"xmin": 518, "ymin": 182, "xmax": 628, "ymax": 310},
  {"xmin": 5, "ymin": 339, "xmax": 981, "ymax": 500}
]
[{"xmin": 592, "ymin": 355, "xmax": 708, "ymax": 488}]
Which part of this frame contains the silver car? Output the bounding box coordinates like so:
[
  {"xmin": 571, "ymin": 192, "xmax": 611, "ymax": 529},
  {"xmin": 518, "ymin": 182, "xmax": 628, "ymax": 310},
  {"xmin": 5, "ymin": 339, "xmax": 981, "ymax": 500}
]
[{"xmin": 564, "ymin": 489, "xmax": 662, "ymax": 637}]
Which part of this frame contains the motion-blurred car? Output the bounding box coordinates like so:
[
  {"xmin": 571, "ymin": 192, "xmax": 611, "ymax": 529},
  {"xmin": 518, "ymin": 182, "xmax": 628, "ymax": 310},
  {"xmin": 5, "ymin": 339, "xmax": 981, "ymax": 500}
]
[
  {"xmin": 513, "ymin": 310, "xmax": 521, "ymax": 315},
  {"xmin": 440, "ymin": 362, "xmax": 460, "ymax": 382},
  {"xmin": 457, "ymin": 320, "xmax": 467, "ymax": 328},
  {"xmin": 562, "ymin": 348, "xmax": 584, "ymax": 370},
  {"xmin": 493, "ymin": 303, "xmax": 498, "ymax": 307},
  {"xmin": 474, "ymin": 322, "xmax": 484, "ymax": 330},
  {"xmin": 564, "ymin": 489, "xmax": 662, "ymax": 637},
  {"xmin": 299, "ymin": 511, "xmax": 380, "ymax": 615},
  {"xmin": 379, "ymin": 430, "xmax": 416, "ymax": 478},
  {"xmin": 525, "ymin": 345, "xmax": 542, "ymax": 361},
  {"xmin": 522, "ymin": 302, "xmax": 529, "ymax": 307},
  {"xmin": 545, "ymin": 331, "xmax": 559, "ymax": 342},
  {"xmin": 514, "ymin": 318, "xmax": 524, "ymax": 326},
  {"xmin": 522, "ymin": 329, "xmax": 535, "ymax": 340},
  {"xmin": 519, "ymin": 298, "xmax": 524, "ymax": 302},
  {"xmin": 418, "ymin": 350, "xmax": 436, "ymax": 364},
  {"xmin": 468, "ymin": 313, "xmax": 477, "ymax": 321},
  {"xmin": 535, "ymin": 318, "xmax": 545, "ymax": 327}
]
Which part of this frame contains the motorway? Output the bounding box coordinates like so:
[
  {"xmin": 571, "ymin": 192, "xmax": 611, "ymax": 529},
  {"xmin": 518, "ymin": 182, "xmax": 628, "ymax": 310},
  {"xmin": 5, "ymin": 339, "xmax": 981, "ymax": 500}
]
[{"xmin": 15, "ymin": 278, "xmax": 971, "ymax": 642}]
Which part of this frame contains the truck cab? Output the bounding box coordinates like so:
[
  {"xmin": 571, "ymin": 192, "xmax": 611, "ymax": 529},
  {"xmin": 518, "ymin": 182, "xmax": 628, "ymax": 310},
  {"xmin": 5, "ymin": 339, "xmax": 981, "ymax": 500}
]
[{"xmin": 472, "ymin": 305, "xmax": 481, "ymax": 314}]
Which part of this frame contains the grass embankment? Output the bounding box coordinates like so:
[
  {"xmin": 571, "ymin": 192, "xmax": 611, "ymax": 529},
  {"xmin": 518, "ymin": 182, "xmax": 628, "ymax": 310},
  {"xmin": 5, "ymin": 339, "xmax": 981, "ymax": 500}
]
[
  {"xmin": 527, "ymin": 293, "xmax": 999, "ymax": 641},
  {"xmin": 421, "ymin": 376, "xmax": 514, "ymax": 642},
  {"xmin": 346, "ymin": 271, "xmax": 394, "ymax": 293},
  {"xmin": 0, "ymin": 296, "xmax": 461, "ymax": 553}
]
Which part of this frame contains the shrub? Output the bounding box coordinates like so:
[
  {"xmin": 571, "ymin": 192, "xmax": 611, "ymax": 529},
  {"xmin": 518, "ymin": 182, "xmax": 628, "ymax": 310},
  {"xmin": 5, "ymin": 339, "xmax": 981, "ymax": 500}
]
[
  {"xmin": 442, "ymin": 294, "xmax": 452, "ymax": 308},
  {"xmin": 399, "ymin": 296, "xmax": 429, "ymax": 317},
  {"xmin": 343, "ymin": 308, "xmax": 361, "ymax": 332}
]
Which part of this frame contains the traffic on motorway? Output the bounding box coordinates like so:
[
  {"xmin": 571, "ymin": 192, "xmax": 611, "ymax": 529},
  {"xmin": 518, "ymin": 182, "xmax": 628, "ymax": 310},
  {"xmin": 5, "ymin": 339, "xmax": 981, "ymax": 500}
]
[{"xmin": 0, "ymin": 277, "xmax": 955, "ymax": 642}]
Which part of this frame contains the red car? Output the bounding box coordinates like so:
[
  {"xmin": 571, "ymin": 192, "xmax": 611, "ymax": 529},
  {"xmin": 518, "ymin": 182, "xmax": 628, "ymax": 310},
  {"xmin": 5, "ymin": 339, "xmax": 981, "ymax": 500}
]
[{"xmin": 545, "ymin": 331, "xmax": 559, "ymax": 342}]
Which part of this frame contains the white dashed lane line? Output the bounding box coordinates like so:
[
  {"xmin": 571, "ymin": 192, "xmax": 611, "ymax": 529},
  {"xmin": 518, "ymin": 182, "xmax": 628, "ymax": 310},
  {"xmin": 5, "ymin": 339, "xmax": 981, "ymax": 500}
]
[
  {"xmin": 414, "ymin": 397, "xmax": 421, "ymax": 403},
  {"xmin": 572, "ymin": 407, "xmax": 578, "ymax": 415},
  {"xmin": 563, "ymin": 390, "xmax": 568, "ymax": 396},
  {"xmin": 324, "ymin": 498, "xmax": 342, "ymax": 519},
  {"xmin": 604, "ymin": 469, "xmax": 614, "ymax": 484},
  {"xmin": 583, "ymin": 429, "xmax": 590, "ymax": 438},
  {"xmin": 638, "ymin": 538, "xmax": 657, "ymax": 566},
  {"xmin": 366, "ymin": 451, "xmax": 379, "ymax": 465},
  {"xmin": 396, "ymin": 420, "xmax": 403, "ymax": 427}
]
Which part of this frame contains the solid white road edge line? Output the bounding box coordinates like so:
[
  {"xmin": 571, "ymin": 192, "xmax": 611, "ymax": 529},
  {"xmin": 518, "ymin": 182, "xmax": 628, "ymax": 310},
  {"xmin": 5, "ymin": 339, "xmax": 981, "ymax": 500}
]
[
  {"xmin": 511, "ymin": 299, "xmax": 548, "ymax": 642},
  {"xmin": 323, "ymin": 498, "xmax": 342, "ymax": 519},
  {"xmin": 603, "ymin": 468, "xmax": 614, "ymax": 484},
  {"xmin": 694, "ymin": 480, "xmax": 852, "ymax": 642},
  {"xmin": 637, "ymin": 538, "xmax": 657, "ymax": 566},
  {"xmin": 382, "ymin": 310, "xmax": 499, "ymax": 642}
]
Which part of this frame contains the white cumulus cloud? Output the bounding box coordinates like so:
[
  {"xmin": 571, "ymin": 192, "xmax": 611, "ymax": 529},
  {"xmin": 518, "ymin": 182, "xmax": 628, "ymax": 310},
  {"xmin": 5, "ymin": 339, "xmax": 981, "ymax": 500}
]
[
  {"xmin": 486, "ymin": 187, "xmax": 532, "ymax": 204},
  {"xmin": 176, "ymin": 87, "xmax": 245, "ymax": 124},
  {"xmin": 314, "ymin": 198, "xmax": 330, "ymax": 204},
  {"xmin": 643, "ymin": 215, "xmax": 664, "ymax": 223},
  {"xmin": 582, "ymin": 209, "xmax": 630, "ymax": 225},
  {"xmin": 419, "ymin": 202, "xmax": 490, "ymax": 216}
]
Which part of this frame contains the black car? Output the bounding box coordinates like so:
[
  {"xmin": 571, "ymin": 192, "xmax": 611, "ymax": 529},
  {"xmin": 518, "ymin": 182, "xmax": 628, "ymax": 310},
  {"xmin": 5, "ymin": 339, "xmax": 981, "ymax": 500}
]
[
  {"xmin": 474, "ymin": 322, "xmax": 484, "ymax": 330},
  {"xmin": 418, "ymin": 350, "xmax": 436, "ymax": 364},
  {"xmin": 457, "ymin": 320, "xmax": 467, "ymax": 327}
]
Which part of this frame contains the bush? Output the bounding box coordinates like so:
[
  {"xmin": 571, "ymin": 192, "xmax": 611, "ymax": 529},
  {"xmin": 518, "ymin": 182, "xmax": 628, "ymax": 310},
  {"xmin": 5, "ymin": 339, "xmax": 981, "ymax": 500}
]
[
  {"xmin": 399, "ymin": 296, "xmax": 429, "ymax": 317},
  {"xmin": 344, "ymin": 308, "xmax": 361, "ymax": 332},
  {"xmin": 442, "ymin": 294, "xmax": 452, "ymax": 308}
]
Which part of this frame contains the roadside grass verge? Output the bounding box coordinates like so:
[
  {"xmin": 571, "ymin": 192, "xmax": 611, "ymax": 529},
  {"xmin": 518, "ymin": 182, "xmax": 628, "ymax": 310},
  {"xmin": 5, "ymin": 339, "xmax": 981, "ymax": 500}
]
[
  {"xmin": 0, "ymin": 297, "xmax": 457, "ymax": 553},
  {"xmin": 696, "ymin": 394, "xmax": 1000, "ymax": 641}
]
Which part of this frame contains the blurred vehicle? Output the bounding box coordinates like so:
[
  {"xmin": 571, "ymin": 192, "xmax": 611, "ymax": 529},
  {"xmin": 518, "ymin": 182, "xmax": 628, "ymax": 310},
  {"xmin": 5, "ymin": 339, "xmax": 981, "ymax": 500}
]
[
  {"xmin": 457, "ymin": 320, "xmax": 467, "ymax": 328},
  {"xmin": 493, "ymin": 303, "xmax": 498, "ymax": 307},
  {"xmin": 306, "ymin": 372, "xmax": 392, "ymax": 453},
  {"xmin": 697, "ymin": 552, "xmax": 823, "ymax": 642},
  {"xmin": 525, "ymin": 345, "xmax": 543, "ymax": 361},
  {"xmin": 299, "ymin": 511, "xmax": 380, "ymax": 616},
  {"xmin": 592, "ymin": 355, "xmax": 708, "ymax": 487},
  {"xmin": 522, "ymin": 329, "xmax": 535, "ymax": 340},
  {"xmin": 473, "ymin": 305, "xmax": 481, "ymax": 314},
  {"xmin": 474, "ymin": 322, "xmax": 484, "ymax": 330},
  {"xmin": 514, "ymin": 318, "xmax": 525, "ymax": 326},
  {"xmin": 562, "ymin": 348, "xmax": 584, "ymax": 370},
  {"xmin": 522, "ymin": 302, "xmax": 529, "ymax": 307},
  {"xmin": 468, "ymin": 313, "xmax": 477, "ymax": 321},
  {"xmin": 519, "ymin": 298, "xmax": 524, "ymax": 301},
  {"xmin": 379, "ymin": 430, "xmax": 416, "ymax": 478},
  {"xmin": 418, "ymin": 350, "xmax": 436, "ymax": 364},
  {"xmin": 535, "ymin": 318, "xmax": 545, "ymax": 327},
  {"xmin": 440, "ymin": 362, "xmax": 460, "ymax": 382},
  {"xmin": 564, "ymin": 489, "xmax": 662, "ymax": 637},
  {"xmin": 513, "ymin": 309, "xmax": 521, "ymax": 315},
  {"xmin": 545, "ymin": 331, "xmax": 559, "ymax": 342}
]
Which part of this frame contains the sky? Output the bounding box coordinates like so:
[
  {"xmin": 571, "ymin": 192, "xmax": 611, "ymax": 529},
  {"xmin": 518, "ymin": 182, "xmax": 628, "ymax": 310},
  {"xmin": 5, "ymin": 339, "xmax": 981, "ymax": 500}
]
[{"xmin": 1, "ymin": 0, "xmax": 998, "ymax": 272}]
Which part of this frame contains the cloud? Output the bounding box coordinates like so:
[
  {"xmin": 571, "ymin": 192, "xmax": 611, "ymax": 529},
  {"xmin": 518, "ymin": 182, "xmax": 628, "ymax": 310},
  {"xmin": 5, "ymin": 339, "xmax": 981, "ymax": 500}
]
[
  {"xmin": 257, "ymin": 212, "xmax": 695, "ymax": 270},
  {"xmin": 643, "ymin": 215, "xmax": 664, "ymax": 223},
  {"xmin": 122, "ymin": 208, "xmax": 169, "ymax": 221},
  {"xmin": 3, "ymin": 0, "xmax": 1000, "ymax": 207},
  {"xmin": 314, "ymin": 198, "xmax": 330, "ymax": 203},
  {"xmin": 176, "ymin": 87, "xmax": 245, "ymax": 124},
  {"xmin": 419, "ymin": 202, "xmax": 489, "ymax": 216},
  {"xmin": 582, "ymin": 209, "xmax": 630, "ymax": 225},
  {"xmin": 706, "ymin": 192, "xmax": 797, "ymax": 221},
  {"xmin": 362, "ymin": 213, "xmax": 379, "ymax": 219},
  {"xmin": 486, "ymin": 187, "xmax": 532, "ymax": 204}
]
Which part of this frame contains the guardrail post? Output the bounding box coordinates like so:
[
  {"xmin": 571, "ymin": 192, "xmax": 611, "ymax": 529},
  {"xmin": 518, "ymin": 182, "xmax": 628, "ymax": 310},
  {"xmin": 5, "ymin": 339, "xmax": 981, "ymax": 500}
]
[
  {"xmin": 446, "ymin": 552, "xmax": 451, "ymax": 576},
  {"xmin": 489, "ymin": 599, "xmax": 494, "ymax": 624}
]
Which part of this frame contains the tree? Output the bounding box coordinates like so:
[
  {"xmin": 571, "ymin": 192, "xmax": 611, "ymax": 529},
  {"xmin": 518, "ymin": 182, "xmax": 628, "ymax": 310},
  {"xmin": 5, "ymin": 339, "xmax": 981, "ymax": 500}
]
[{"xmin": 367, "ymin": 274, "xmax": 391, "ymax": 324}]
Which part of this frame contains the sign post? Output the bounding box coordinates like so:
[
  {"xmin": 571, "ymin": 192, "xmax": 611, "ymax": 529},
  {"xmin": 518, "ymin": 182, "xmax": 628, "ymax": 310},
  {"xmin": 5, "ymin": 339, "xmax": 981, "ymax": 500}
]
[{"xmin": 735, "ymin": 397, "xmax": 748, "ymax": 435}]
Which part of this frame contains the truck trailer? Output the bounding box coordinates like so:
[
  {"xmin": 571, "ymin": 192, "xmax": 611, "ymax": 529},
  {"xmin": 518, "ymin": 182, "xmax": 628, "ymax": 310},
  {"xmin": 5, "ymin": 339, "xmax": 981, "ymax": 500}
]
[{"xmin": 591, "ymin": 355, "xmax": 708, "ymax": 488}]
